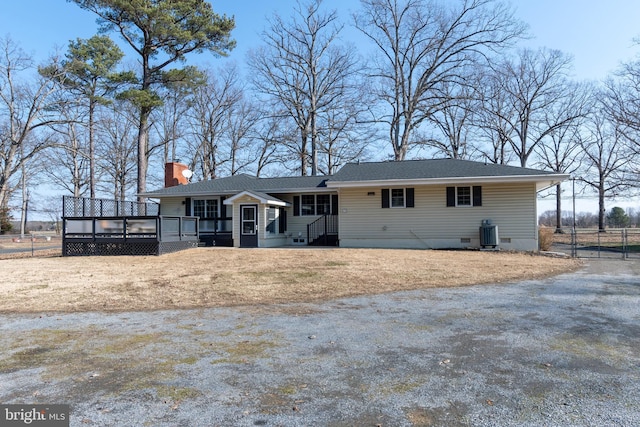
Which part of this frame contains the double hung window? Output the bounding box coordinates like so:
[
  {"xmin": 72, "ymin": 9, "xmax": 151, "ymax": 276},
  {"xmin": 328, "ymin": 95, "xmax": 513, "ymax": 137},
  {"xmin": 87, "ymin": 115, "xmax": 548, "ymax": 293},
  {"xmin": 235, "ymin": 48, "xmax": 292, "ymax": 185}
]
[
  {"xmin": 381, "ymin": 188, "xmax": 415, "ymax": 208},
  {"xmin": 193, "ymin": 199, "xmax": 219, "ymax": 232},
  {"xmin": 446, "ymin": 186, "xmax": 482, "ymax": 207}
]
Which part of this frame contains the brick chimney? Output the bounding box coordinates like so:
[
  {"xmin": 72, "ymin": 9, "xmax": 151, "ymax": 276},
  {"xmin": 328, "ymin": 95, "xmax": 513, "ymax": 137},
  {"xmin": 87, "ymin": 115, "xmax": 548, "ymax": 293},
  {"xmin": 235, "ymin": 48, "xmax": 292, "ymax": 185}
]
[{"xmin": 165, "ymin": 161, "xmax": 190, "ymax": 187}]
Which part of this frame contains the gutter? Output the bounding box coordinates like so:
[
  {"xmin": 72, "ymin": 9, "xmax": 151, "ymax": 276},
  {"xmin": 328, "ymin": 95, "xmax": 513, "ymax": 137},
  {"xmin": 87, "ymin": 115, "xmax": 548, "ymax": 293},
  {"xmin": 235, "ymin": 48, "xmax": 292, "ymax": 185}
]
[{"xmin": 326, "ymin": 174, "xmax": 570, "ymax": 191}]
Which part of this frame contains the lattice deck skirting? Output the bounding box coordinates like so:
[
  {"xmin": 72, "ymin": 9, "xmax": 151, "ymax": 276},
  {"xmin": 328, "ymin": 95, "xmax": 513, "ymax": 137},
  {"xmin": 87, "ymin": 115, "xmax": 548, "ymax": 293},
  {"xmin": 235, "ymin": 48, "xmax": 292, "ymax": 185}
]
[
  {"xmin": 63, "ymin": 240, "xmax": 198, "ymax": 256},
  {"xmin": 158, "ymin": 240, "xmax": 199, "ymax": 255}
]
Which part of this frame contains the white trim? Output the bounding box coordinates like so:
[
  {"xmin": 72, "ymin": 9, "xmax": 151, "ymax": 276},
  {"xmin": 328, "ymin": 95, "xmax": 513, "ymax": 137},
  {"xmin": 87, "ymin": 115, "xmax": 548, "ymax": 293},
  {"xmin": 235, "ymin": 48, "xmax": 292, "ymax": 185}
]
[
  {"xmin": 223, "ymin": 190, "xmax": 290, "ymax": 206},
  {"xmin": 455, "ymin": 186, "xmax": 472, "ymax": 207},
  {"xmin": 192, "ymin": 198, "xmax": 220, "ymax": 217},
  {"xmin": 390, "ymin": 188, "xmax": 406, "ymax": 208},
  {"xmin": 297, "ymin": 193, "xmax": 334, "ymax": 216},
  {"xmin": 326, "ymin": 174, "xmax": 569, "ymax": 192},
  {"xmin": 139, "ymin": 187, "xmax": 335, "ymax": 199}
]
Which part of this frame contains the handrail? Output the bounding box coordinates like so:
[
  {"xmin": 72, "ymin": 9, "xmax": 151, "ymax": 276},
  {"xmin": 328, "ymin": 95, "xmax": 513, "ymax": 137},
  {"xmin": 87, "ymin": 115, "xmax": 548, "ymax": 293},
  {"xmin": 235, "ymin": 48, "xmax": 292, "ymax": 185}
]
[
  {"xmin": 63, "ymin": 195, "xmax": 159, "ymax": 218},
  {"xmin": 307, "ymin": 215, "xmax": 338, "ymax": 245},
  {"xmin": 63, "ymin": 215, "xmax": 199, "ymax": 243}
]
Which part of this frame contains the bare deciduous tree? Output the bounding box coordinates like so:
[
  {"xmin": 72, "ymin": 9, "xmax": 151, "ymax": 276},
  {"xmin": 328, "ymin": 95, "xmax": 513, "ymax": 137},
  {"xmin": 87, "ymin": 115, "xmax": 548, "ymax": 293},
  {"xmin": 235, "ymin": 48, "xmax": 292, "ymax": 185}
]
[
  {"xmin": 187, "ymin": 66, "xmax": 243, "ymax": 180},
  {"xmin": 354, "ymin": 0, "xmax": 525, "ymax": 160},
  {"xmin": 0, "ymin": 37, "xmax": 63, "ymax": 214},
  {"xmin": 579, "ymin": 110, "xmax": 634, "ymax": 231},
  {"xmin": 534, "ymin": 81, "xmax": 593, "ymax": 232},
  {"xmin": 535, "ymin": 121, "xmax": 584, "ymax": 233},
  {"xmin": 42, "ymin": 104, "xmax": 90, "ymax": 198},
  {"xmin": 224, "ymin": 99, "xmax": 261, "ymax": 176},
  {"xmin": 95, "ymin": 101, "xmax": 139, "ymax": 202},
  {"xmin": 250, "ymin": 112, "xmax": 293, "ymax": 177},
  {"xmin": 489, "ymin": 48, "xmax": 587, "ymax": 167},
  {"xmin": 604, "ymin": 59, "xmax": 640, "ymax": 152},
  {"xmin": 473, "ymin": 64, "xmax": 519, "ymax": 165},
  {"xmin": 249, "ymin": 0, "xmax": 362, "ymax": 175},
  {"xmin": 424, "ymin": 73, "xmax": 479, "ymax": 160},
  {"xmin": 153, "ymin": 66, "xmax": 205, "ymax": 166}
]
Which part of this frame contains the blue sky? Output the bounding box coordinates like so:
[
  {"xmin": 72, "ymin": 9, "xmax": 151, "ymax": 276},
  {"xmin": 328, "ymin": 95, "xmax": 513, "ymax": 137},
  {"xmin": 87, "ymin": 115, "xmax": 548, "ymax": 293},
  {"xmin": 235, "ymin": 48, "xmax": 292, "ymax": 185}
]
[
  {"xmin": 2, "ymin": 0, "xmax": 640, "ymax": 213},
  {"xmin": 2, "ymin": 0, "xmax": 640, "ymax": 81}
]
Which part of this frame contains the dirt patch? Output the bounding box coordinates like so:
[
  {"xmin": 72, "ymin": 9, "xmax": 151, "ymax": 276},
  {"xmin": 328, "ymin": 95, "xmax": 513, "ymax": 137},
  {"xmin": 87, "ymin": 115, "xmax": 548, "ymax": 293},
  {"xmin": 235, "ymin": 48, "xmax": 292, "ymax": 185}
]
[{"xmin": 0, "ymin": 248, "xmax": 579, "ymax": 313}]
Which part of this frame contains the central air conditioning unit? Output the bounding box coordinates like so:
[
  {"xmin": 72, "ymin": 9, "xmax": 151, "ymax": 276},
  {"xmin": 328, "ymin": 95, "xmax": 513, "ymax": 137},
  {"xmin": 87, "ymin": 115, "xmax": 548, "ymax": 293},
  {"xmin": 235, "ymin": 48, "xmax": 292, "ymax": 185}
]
[{"xmin": 479, "ymin": 219, "xmax": 499, "ymax": 248}]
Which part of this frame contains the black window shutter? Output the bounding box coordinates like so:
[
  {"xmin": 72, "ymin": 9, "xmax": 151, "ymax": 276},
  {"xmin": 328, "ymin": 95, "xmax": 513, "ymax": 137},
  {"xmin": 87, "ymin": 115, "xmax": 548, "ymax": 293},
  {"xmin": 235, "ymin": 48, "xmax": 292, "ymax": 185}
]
[
  {"xmin": 473, "ymin": 186, "xmax": 482, "ymax": 207},
  {"xmin": 185, "ymin": 197, "xmax": 191, "ymax": 215},
  {"xmin": 406, "ymin": 188, "xmax": 415, "ymax": 208},
  {"xmin": 381, "ymin": 189, "xmax": 390, "ymax": 208},
  {"xmin": 220, "ymin": 196, "xmax": 227, "ymax": 217},
  {"xmin": 293, "ymin": 196, "xmax": 300, "ymax": 216},
  {"xmin": 446, "ymin": 187, "xmax": 455, "ymax": 207},
  {"xmin": 279, "ymin": 207, "xmax": 287, "ymax": 233},
  {"xmin": 331, "ymin": 194, "xmax": 339, "ymax": 215}
]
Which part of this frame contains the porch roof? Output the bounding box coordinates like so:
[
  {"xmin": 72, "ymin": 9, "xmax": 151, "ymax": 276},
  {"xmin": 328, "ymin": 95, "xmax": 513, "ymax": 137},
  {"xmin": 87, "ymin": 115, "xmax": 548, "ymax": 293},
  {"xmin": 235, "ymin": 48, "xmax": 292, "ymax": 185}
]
[{"xmin": 223, "ymin": 190, "xmax": 290, "ymax": 206}]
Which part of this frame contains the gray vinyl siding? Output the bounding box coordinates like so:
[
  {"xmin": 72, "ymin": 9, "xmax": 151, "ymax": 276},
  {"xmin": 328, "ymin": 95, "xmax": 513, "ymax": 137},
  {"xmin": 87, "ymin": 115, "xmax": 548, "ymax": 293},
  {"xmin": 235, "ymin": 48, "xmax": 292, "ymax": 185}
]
[
  {"xmin": 338, "ymin": 183, "xmax": 538, "ymax": 250},
  {"xmin": 159, "ymin": 197, "xmax": 185, "ymax": 216},
  {"xmin": 274, "ymin": 194, "xmax": 331, "ymax": 245}
]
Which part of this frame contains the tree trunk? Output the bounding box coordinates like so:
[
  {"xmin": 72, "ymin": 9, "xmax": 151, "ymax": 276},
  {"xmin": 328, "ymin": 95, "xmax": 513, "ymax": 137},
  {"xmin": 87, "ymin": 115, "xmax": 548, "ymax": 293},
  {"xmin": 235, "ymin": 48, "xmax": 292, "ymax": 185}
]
[
  {"xmin": 598, "ymin": 185, "xmax": 606, "ymax": 232},
  {"xmin": 310, "ymin": 111, "xmax": 318, "ymax": 176},
  {"xmin": 89, "ymin": 100, "xmax": 96, "ymax": 199},
  {"xmin": 0, "ymin": 186, "xmax": 8, "ymax": 216},
  {"xmin": 300, "ymin": 128, "xmax": 309, "ymax": 176},
  {"xmin": 20, "ymin": 171, "xmax": 27, "ymax": 238},
  {"xmin": 555, "ymin": 183, "xmax": 562, "ymax": 233},
  {"xmin": 137, "ymin": 105, "xmax": 151, "ymax": 205}
]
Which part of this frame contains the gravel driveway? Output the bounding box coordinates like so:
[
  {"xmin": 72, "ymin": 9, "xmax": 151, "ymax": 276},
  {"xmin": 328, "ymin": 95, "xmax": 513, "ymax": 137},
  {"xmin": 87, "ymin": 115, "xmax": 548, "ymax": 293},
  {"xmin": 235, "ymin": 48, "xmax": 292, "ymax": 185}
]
[{"xmin": 1, "ymin": 259, "xmax": 639, "ymax": 426}]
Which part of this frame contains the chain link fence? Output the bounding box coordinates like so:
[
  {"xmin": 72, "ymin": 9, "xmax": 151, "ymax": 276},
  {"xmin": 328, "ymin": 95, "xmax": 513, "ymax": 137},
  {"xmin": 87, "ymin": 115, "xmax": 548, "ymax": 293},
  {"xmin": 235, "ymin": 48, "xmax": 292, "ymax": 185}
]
[{"xmin": 558, "ymin": 229, "xmax": 640, "ymax": 259}]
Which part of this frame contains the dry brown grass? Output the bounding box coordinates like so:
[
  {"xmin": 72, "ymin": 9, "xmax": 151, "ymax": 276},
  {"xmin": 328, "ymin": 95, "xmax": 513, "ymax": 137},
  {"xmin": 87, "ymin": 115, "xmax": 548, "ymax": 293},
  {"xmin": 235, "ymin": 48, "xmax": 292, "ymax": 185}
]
[{"xmin": 0, "ymin": 248, "xmax": 580, "ymax": 313}]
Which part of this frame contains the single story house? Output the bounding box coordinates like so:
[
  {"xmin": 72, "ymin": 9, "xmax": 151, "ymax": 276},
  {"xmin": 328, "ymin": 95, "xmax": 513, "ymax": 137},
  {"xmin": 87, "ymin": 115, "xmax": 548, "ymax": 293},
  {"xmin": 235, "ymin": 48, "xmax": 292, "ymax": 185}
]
[{"xmin": 139, "ymin": 159, "xmax": 567, "ymax": 251}]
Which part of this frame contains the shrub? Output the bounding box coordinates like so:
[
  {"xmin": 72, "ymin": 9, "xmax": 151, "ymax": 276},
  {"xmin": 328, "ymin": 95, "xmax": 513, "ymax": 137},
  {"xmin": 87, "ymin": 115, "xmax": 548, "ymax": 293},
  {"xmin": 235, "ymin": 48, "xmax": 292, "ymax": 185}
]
[{"xmin": 538, "ymin": 226, "xmax": 553, "ymax": 251}]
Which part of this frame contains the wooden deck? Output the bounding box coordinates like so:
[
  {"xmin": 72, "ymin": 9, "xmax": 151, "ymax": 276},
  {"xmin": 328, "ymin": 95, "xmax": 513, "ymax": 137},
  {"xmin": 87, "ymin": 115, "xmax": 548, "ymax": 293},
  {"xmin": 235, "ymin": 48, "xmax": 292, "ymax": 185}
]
[{"xmin": 62, "ymin": 196, "xmax": 199, "ymax": 256}]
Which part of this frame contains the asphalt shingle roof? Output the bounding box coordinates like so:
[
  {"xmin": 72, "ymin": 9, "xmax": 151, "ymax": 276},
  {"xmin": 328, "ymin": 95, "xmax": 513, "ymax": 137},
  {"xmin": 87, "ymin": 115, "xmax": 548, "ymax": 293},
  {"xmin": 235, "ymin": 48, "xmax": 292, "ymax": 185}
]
[
  {"xmin": 330, "ymin": 159, "xmax": 556, "ymax": 182},
  {"xmin": 141, "ymin": 159, "xmax": 558, "ymax": 197},
  {"xmin": 142, "ymin": 173, "xmax": 330, "ymax": 197}
]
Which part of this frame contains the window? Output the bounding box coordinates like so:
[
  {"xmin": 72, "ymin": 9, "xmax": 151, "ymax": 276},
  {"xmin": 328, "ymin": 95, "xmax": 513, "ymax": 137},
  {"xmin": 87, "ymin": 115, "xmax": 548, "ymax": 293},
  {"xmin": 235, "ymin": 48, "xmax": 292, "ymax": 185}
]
[
  {"xmin": 391, "ymin": 189, "xmax": 405, "ymax": 207},
  {"xmin": 446, "ymin": 186, "xmax": 482, "ymax": 207},
  {"xmin": 294, "ymin": 194, "xmax": 337, "ymax": 216},
  {"xmin": 301, "ymin": 195, "xmax": 315, "ymax": 216},
  {"xmin": 382, "ymin": 188, "xmax": 414, "ymax": 208},
  {"xmin": 316, "ymin": 194, "xmax": 331, "ymax": 214},
  {"xmin": 193, "ymin": 199, "xmax": 219, "ymax": 232},
  {"xmin": 193, "ymin": 199, "xmax": 218, "ymax": 218},
  {"xmin": 456, "ymin": 187, "xmax": 471, "ymax": 206},
  {"xmin": 266, "ymin": 206, "xmax": 277, "ymax": 233}
]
